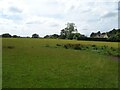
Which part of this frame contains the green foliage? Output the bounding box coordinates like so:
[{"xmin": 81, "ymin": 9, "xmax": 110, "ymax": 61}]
[
  {"xmin": 12, "ymin": 35, "xmax": 20, "ymax": 38},
  {"xmin": 61, "ymin": 43, "xmax": 120, "ymax": 57},
  {"xmin": 51, "ymin": 34, "xmax": 59, "ymax": 39},
  {"xmin": 2, "ymin": 33, "xmax": 12, "ymax": 38},
  {"xmin": 32, "ymin": 34, "xmax": 39, "ymax": 38},
  {"xmin": 59, "ymin": 34, "xmax": 66, "ymax": 39},
  {"xmin": 107, "ymin": 29, "xmax": 120, "ymax": 37},
  {"xmin": 44, "ymin": 35, "xmax": 50, "ymax": 38},
  {"xmin": 60, "ymin": 22, "xmax": 78, "ymax": 39},
  {"xmin": 108, "ymin": 31, "xmax": 120, "ymax": 41},
  {"xmin": 73, "ymin": 33, "xmax": 80, "ymax": 40},
  {"xmin": 44, "ymin": 34, "xmax": 59, "ymax": 39},
  {"xmin": 66, "ymin": 23, "xmax": 76, "ymax": 33},
  {"xmin": 67, "ymin": 33, "xmax": 75, "ymax": 40}
]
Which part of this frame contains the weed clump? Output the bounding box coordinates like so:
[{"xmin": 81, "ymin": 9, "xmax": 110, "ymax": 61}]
[
  {"xmin": 64, "ymin": 44, "xmax": 71, "ymax": 49},
  {"xmin": 73, "ymin": 44, "xmax": 82, "ymax": 50},
  {"xmin": 56, "ymin": 44, "xmax": 62, "ymax": 46},
  {"xmin": 45, "ymin": 44, "xmax": 50, "ymax": 47},
  {"xmin": 63, "ymin": 43, "xmax": 83, "ymax": 50},
  {"xmin": 62, "ymin": 43, "xmax": 119, "ymax": 57},
  {"xmin": 7, "ymin": 46, "xmax": 15, "ymax": 49},
  {"xmin": 110, "ymin": 47, "xmax": 116, "ymax": 51},
  {"xmin": 91, "ymin": 45, "xmax": 96, "ymax": 47}
]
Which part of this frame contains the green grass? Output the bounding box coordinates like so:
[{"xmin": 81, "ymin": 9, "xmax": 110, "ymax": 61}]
[{"xmin": 2, "ymin": 38, "xmax": 118, "ymax": 88}]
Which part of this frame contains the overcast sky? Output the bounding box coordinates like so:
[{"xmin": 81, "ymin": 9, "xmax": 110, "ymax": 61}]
[{"xmin": 0, "ymin": 0, "xmax": 119, "ymax": 37}]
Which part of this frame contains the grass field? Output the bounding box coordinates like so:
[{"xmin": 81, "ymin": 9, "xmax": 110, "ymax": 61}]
[{"xmin": 2, "ymin": 38, "xmax": 119, "ymax": 88}]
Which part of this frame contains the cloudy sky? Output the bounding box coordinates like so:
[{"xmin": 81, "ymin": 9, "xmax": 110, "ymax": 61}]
[{"xmin": 0, "ymin": 0, "xmax": 119, "ymax": 37}]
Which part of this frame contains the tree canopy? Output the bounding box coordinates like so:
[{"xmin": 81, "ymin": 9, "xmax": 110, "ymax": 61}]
[
  {"xmin": 32, "ymin": 34, "xmax": 39, "ymax": 38},
  {"xmin": 2, "ymin": 33, "xmax": 12, "ymax": 38},
  {"xmin": 60, "ymin": 22, "xmax": 78, "ymax": 39}
]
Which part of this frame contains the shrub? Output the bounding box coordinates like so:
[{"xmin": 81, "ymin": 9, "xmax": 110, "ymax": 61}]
[
  {"xmin": 91, "ymin": 45, "xmax": 96, "ymax": 47},
  {"xmin": 110, "ymin": 47, "xmax": 116, "ymax": 51},
  {"xmin": 73, "ymin": 44, "xmax": 82, "ymax": 50},
  {"xmin": 2, "ymin": 33, "xmax": 12, "ymax": 38},
  {"xmin": 45, "ymin": 44, "xmax": 50, "ymax": 47},
  {"xmin": 63, "ymin": 43, "xmax": 83, "ymax": 50},
  {"xmin": 86, "ymin": 46, "xmax": 89, "ymax": 49},
  {"xmin": 56, "ymin": 44, "xmax": 62, "ymax": 46},
  {"xmin": 93, "ymin": 47, "xmax": 98, "ymax": 50},
  {"xmin": 7, "ymin": 46, "xmax": 15, "ymax": 49}
]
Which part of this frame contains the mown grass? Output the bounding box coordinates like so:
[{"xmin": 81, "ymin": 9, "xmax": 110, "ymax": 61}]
[{"xmin": 2, "ymin": 38, "xmax": 119, "ymax": 88}]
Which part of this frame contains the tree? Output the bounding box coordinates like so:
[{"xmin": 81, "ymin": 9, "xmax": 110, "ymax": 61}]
[
  {"xmin": 60, "ymin": 22, "xmax": 78, "ymax": 39},
  {"xmin": 13, "ymin": 35, "xmax": 19, "ymax": 38},
  {"xmin": 108, "ymin": 32, "xmax": 120, "ymax": 41},
  {"xmin": 44, "ymin": 34, "xmax": 59, "ymax": 39},
  {"xmin": 51, "ymin": 34, "xmax": 59, "ymax": 39},
  {"xmin": 73, "ymin": 33, "xmax": 80, "ymax": 40},
  {"xmin": 66, "ymin": 23, "xmax": 76, "ymax": 33},
  {"xmin": 2, "ymin": 33, "xmax": 12, "ymax": 38},
  {"xmin": 32, "ymin": 34, "xmax": 39, "ymax": 38},
  {"xmin": 67, "ymin": 33, "xmax": 75, "ymax": 40},
  {"xmin": 60, "ymin": 29, "xmax": 67, "ymax": 39},
  {"xmin": 44, "ymin": 35, "xmax": 50, "ymax": 38},
  {"xmin": 107, "ymin": 28, "xmax": 120, "ymax": 37}
]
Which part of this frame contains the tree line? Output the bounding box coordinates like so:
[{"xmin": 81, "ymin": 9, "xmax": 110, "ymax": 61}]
[{"xmin": 1, "ymin": 22, "xmax": 120, "ymax": 42}]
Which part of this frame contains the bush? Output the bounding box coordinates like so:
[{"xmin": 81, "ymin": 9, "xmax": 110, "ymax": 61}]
[
  {"xmin": 2, "ymin": 33, "xmax": 12, "ymax": 38},
  {"xmin": 73, "ymin": 44, "xmax": 82, "ymax": 50},
  {"xmin": 56, "ymin": 44, "xmax": 62, "ymax": 46},
  {"xmin": 63, "ymin": 44, "xmax": 83, "ymax": 50},
  {"xmin": 91, "ymin": 45, "xmax": 96, "ymax": 47},
  {"xmin": 45, "ymin": 44, "xmax": 50, "ymax": 47},
  {"xmin": 32, "ymin": 34, "xmax": 39, "ymax": 38},
  {"xmin": 7, "ymin": 46, "xmax": 15, "ymax": 49}
]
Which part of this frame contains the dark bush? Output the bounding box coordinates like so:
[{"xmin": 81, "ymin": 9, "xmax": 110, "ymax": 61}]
[
  {"xmin": 56, "ymin": 44, "xmax": 62, "ymax": 46},
  {"xmin": 2, "ymin": 33, "xmax": 12, "ymax": 38},
  {"xmin": 73, "ymin": 44, "xmax": 82, "ymax": 50},
  {"xmin": 45, "ymin": 44, "xmax": 50, "ymax": 47},
  {"xmin": 7, "ymin": 46, "xmax": 15, "ymax": 49},
  {"xmin": 63, "ymin": 43, "xmax": 83, "ymax": 50},
  {"xmin": 101, "ymin": 46, "xmax": 104, "ymax": 50},
  {"xmin": 64, "ymin": 45, "xmax": 68, "ymax": 49},
  {"xmin": 86, "ymin": 46, "xmax": 89, "ymax": 49},
  {"xmin": 63, "ymin": 44, "xmax": 72, "ymax": 49},
  {"xmin": 32, "ymin": 34, "xmax": 39, "ymax": 38},
  {"xmin": 110, "ymin": 47, "xmax": 116, "ymax": 51},
  {"xmin": 107, "ymin": 51, "xmax": 112, "ymax": 55},
  {"xmin": 91, "ymin": 45, "xmax": 96, "ymax": 47},
  {"xmin": 103, "ymin": 45, "xmax": 108, "ymax": 49},
  {"xmin": 13, "ymin": 35, "xmax": 20, "ymax": 38}
]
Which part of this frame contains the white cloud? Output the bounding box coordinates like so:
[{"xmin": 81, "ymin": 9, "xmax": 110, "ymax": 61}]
[{"xmin": 0, "ymin": 0, "xmax": 119, "ymax": 37}]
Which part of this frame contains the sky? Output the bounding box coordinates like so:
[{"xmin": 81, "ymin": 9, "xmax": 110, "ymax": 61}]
[{"xmin": 0, "ymin": 0, "xmax": 119, "ymax": 37}]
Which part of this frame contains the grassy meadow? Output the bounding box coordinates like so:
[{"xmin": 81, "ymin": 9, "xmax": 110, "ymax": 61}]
[{"xmin": 2, "ymin": 38, "xmax": 119, "ymax": 88}]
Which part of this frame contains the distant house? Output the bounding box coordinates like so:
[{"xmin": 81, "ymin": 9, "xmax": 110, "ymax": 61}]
[
  {"xmin": 100, "ymin": 33, "xmax": 108, "ymax": 38},
  {"xmin": 90, "ymin": 31, "xmax": 108, "ymax": 38}
]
